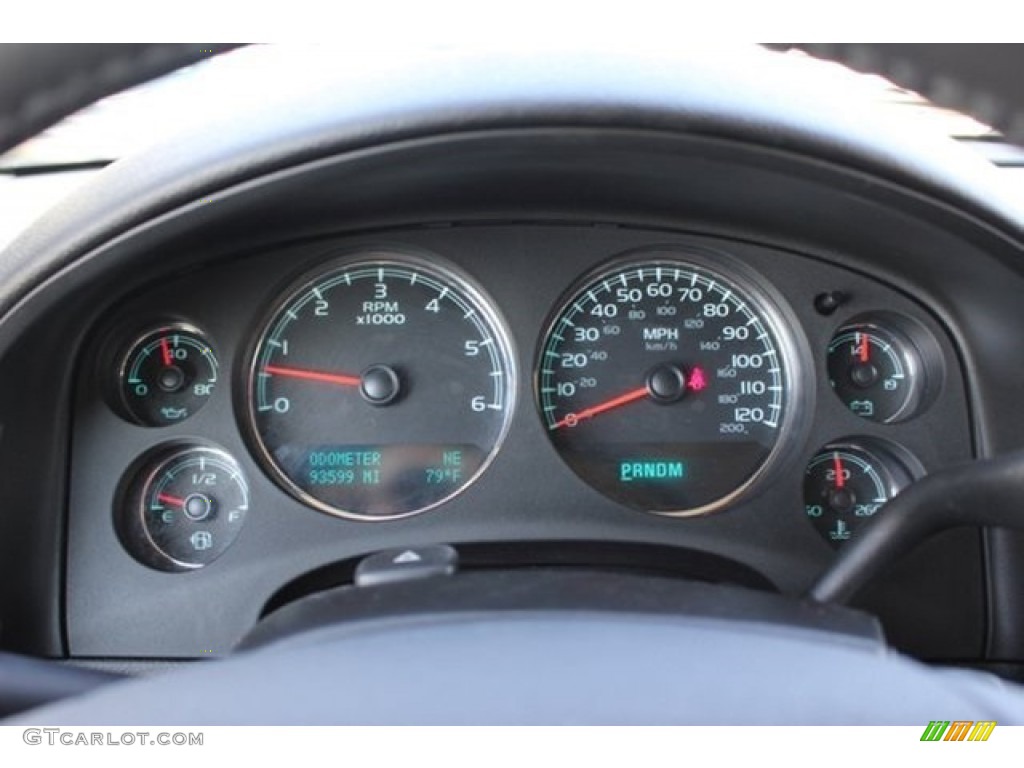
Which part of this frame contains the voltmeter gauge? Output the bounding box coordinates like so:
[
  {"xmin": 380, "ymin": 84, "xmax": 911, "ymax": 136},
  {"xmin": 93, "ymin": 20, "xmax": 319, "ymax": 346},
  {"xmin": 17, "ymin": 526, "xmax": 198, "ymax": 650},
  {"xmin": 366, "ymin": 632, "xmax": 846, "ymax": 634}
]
[
  {"xmin": 803, "ymin": 440, "xmax": 919, "ymax": 548},
  {"xmin": 826, "ymin": 317, "xmax": 934, "ymax": 424},
  {"xmin": 117, "ymin": 444, "xmax": 249, "ymax": 571},
  {"xmin": 117, "ymin": 324, "xmax": 218, "ymax": 426}
]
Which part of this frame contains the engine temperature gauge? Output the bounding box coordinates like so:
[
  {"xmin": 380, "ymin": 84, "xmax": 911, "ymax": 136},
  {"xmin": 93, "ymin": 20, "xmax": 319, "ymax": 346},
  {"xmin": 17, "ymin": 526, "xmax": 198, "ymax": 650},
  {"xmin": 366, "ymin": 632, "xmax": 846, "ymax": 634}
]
[
  {"xmin": 803, "ymin": 440, "xmax": 918, "ymax": 548},
  {"xmin": 117, "ymin": 324, "xmax": 218, "ymax": 426},
  {"xmin": 117, "ymin": 444, "xmax": 249, "ymax": 571}
]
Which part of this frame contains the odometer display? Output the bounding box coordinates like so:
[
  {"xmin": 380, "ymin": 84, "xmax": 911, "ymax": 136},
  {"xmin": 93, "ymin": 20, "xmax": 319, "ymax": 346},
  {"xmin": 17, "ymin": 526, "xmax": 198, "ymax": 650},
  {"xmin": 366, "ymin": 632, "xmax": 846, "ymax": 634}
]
[
  {"xmin": 537, "ymin": 252, "xmax": 796, "ymax": 515},
  {"xmin": 246, "ymin": 254, "xmax": 514, "ymax": 520}
]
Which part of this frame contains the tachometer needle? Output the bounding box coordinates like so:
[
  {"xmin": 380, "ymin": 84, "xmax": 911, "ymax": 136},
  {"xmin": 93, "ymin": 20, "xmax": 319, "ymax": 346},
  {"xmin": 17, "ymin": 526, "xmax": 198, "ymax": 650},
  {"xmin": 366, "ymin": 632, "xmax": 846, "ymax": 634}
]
[
  {"xmin": 550, "ymin": 386, "xmax": 649, "ymax": 430},
  {"xmin": 264, "ymin": 364, "xmax": 361, "ymax": 388}
]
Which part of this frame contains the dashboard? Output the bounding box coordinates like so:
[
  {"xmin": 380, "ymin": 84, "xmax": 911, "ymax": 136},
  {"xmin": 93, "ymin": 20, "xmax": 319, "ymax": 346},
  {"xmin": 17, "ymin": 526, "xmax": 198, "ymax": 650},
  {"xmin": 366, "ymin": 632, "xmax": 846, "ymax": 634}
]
[
  {"xmin": 63, "ymin": 222, "xmax": 976, "ymax": 658},
  {"xmin": 5, "ymin": 47, "xmax": 1024, "ymax": 681}
]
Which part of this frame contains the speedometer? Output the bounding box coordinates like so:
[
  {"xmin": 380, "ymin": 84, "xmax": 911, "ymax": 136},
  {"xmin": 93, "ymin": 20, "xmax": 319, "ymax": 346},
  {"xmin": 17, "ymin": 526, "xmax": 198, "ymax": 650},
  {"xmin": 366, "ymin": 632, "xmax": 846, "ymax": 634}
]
[
  {"xmin": 536, "ymin": 249, "xmax": 803, "ymax": 516},
  {"xmin": 245, "ymin": 251, "xmax": 515, "ymax": 520}
]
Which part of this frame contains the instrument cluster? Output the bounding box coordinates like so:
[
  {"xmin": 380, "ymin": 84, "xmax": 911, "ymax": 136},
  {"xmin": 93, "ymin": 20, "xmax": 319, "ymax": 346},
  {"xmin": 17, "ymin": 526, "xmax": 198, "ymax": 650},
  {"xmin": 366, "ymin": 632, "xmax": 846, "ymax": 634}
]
[
  {"xmin": 83, "ymin": 233, "xmax": 955, "ymax": 572},
  {"xmin": 63, "ymin": 223, "xmax": 973, "ymax": 656}
]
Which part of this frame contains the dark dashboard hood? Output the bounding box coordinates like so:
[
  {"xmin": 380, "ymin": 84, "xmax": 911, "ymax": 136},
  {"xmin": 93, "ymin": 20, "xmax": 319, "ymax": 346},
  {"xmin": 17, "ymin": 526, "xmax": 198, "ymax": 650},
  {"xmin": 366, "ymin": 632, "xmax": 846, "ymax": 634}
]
[{"xmin": 3, "ymin": 46, "xmax": 1023, "ymax": 345}]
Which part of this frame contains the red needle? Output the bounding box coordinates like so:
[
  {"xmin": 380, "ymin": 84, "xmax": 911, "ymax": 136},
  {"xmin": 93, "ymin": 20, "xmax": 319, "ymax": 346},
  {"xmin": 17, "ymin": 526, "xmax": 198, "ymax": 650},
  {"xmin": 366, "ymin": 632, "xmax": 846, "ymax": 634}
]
[
  {"xmin": 160, "ymin": 337, "xmax": 172, "ymax": 367},
  {"xmin": 264, "ymin": 364, "xmax": 361, "ymax": 388},
  {"xmin": 550, "ymin": 386, "xmax": 649, "ymax": 430},
  {"xmin": 833, "ymin": 452, "xmax": 846, "ymax": 490},
  {"xmin": 858, "ymin": 332, "xmax": 870, "ymax": 363},
  {"xmin": 158, "ymin": 492, "xmax": 185, "ymax": 507}
]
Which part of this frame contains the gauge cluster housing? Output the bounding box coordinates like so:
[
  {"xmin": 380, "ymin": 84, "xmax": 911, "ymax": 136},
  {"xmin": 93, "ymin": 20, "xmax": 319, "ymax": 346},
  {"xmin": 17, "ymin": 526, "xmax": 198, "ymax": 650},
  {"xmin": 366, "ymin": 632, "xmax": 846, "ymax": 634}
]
[
  {"xmin": 3, "ymin": 99, "xmax": 1024, "ymax": 670},
  {"xmin": 62, "ymin": 219, "xmax": 973, "ymax": 658}
]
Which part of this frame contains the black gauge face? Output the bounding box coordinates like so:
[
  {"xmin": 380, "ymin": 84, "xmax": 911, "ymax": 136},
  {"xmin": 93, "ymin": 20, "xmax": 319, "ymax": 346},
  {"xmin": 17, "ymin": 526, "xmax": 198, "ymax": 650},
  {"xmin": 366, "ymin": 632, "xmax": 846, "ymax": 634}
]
[
  {"xmin": 118, "ymin": 445, "xmax": 249, "ymax": 571},
  {"xmin": 246, "ymin": 254, "xmax": 515, "ymax": 520},
  {"xmin": 118, "ymin": 324, "xmax": 218, "ymax": 426},
  {"xmin": 827, "ymin": 322, "xmax": 922, "ymax": 423},
  {"xmin": 803, "ymin": 441, "xmax": 914, "ymax": 548},
  {"xmin": 537, "ymin": 253, "xmax": 798, "ymax": 515}
]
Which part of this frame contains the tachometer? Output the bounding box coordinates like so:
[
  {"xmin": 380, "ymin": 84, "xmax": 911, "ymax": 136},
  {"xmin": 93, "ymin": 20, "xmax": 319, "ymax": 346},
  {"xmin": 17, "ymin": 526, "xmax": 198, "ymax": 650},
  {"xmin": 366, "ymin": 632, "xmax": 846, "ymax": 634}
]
[
  {"xmin": 245, "ymin": 252, "xmax": 515, "ymax": 520},
  {"xmin": 537, "ymin": 249, "xmax": 803, "ymax": 516}
]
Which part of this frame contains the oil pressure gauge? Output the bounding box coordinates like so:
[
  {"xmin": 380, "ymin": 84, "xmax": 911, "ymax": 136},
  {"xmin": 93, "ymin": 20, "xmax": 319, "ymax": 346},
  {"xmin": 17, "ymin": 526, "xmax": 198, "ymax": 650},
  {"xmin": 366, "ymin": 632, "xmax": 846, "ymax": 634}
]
[{"xmin": 116, "ymin": 324, "xmax": 218, "ymax": 426}]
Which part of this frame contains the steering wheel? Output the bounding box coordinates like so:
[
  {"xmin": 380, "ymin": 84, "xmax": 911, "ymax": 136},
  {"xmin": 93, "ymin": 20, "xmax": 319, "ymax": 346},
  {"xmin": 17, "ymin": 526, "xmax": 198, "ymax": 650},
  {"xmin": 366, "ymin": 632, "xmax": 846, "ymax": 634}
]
[{"xmin": 3, "ymin": 43, "xmax": 1024, "ymax": 724}]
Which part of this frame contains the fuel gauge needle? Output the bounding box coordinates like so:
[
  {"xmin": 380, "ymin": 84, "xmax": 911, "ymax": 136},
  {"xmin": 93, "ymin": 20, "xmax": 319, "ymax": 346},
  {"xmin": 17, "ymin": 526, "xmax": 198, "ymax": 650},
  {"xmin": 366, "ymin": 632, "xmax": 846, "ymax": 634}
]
[{"xmin": 157, "ymin": 492, "xmax": 186, "ymax": 507}]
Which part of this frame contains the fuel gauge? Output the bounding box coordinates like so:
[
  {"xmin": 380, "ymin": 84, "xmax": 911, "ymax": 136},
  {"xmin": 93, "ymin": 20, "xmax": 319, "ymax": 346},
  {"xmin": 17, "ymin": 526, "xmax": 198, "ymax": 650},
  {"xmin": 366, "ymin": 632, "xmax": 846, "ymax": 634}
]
[
  {"xmin": 117, "ymin": 443, "xmax": 249, "ymax": 571},
  {"xmin": 803, "ymin": 439, "xmax": 918, "ymax": 548}
]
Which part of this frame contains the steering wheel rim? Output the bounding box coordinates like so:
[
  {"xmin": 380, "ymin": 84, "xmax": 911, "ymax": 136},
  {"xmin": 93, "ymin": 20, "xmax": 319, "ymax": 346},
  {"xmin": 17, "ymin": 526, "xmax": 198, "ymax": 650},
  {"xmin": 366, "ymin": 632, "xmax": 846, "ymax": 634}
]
[{"xmin": 10, "ymin": 605, "xmax": 1024, "ymax": 725}]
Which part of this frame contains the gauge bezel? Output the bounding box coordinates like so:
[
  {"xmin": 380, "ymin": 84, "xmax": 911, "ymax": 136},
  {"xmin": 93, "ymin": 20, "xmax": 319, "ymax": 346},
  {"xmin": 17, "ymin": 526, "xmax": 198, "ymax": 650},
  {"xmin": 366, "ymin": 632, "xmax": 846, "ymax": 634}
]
[
  {"xmin": 115, "ymin": 321, "xmax": 218, "ymax": 427},
  {"xmin": 826, "ymin": 311, "xmax": 943, "ymax": 425},
  {"xmin": 117, "ymin": 443, "xmax": 249, "ymax": 571},
  {"xmin": 534, "ymin": 245, "xmax": 812, "ymax": 518},
  {"xmin": 803, "ymin": 437, "xmax": 924, "ymax": 549},
  {"xmin": 240, "ymin": 247, "xmax": 518, "ymax": 522}
]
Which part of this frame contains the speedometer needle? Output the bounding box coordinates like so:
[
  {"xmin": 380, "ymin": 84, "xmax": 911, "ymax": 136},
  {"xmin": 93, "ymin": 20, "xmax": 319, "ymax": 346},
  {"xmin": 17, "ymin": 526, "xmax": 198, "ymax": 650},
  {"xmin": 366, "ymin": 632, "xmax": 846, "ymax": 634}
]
[
  {"xmin": 264, "ymin": 364, "xmax": 361, "ymax": 388},
  {"xmin": 550, "ymin": 386, "xmax": 649, "ymax": 430}
]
